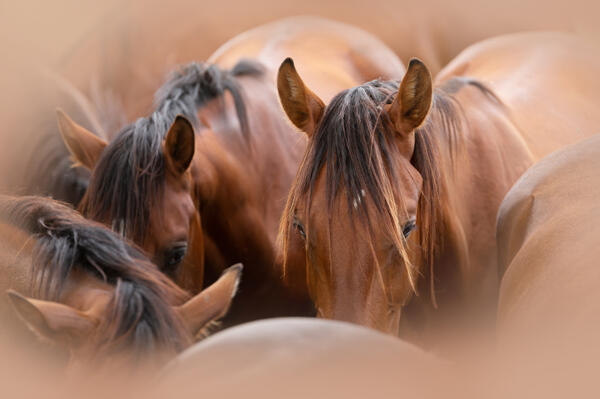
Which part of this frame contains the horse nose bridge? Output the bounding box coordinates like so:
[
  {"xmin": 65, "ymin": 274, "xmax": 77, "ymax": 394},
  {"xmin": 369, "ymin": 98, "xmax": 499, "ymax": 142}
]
[
  {"xmin": 325, "ymin": 286, "xmax": 377, "ymax": 329},
  {"xmin": 325, "ymin": 260, "xmax": 393, "ymax": 331}
]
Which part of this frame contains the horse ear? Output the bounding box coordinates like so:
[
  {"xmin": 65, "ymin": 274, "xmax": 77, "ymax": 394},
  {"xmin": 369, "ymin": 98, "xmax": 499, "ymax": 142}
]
[
  {"xmin": 56, "ymin": 109, "xmax": 107, "ymax": 170},
  {"xmin": 387, "ymin": 58, "xmax": 433, "ymax": 135},
  {"xmin": 277, "ymin": 58, "xmax": 325, "ymax": 137},
  {"xmin": 7, "ymin": 290, "xmax": 96, "ymax": 344},
  {"xmin": 176, "ymin": 263, "xmax": 242, "ymax": 337},
  {"xmin": 164, "ymin": 115, "xmax": 195, "ymax": 175}
]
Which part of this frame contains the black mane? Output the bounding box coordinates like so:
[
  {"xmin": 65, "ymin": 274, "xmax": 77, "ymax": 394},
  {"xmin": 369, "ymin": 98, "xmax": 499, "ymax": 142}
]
[{"xmin": 0, "ymin": 196, "xmax": 192, "ymax": 357}]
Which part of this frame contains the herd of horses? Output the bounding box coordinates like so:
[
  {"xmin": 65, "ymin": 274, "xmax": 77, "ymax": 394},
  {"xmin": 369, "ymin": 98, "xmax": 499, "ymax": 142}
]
[{"xmin": 3, "ymin": 15, "xmax": 600, "ymax": 396}]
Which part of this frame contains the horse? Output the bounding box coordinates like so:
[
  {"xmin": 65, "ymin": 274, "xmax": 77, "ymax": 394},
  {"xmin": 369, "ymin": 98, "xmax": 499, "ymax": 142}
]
[
  {"xmin": 494, "ymin": 134, "xmax": 600, "ymax": 398},
  {"xmin": 0, "ymin": 195, "xmax": 241, "ymax": 371},
  {"xmin": 55, "ymin": 16, "xmax": 406, "ymax": 323},
  {"xmin": 276, "ymin": 32, "xmax": 600, "ymax": 349},
  {"xmin": 159, "ymin": 318, "xmax": 450, "ymax": 399},
  {"xmin": 496, "ymin": 133, "xmax": 600, "ymax": 344}
]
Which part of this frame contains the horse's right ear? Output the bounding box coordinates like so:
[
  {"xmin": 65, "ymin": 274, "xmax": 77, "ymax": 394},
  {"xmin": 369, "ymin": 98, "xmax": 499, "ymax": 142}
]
[
  {"xmin": 277, "ymin": 58, "xmax": 325, "ymax": 137},
  {"xmin": 387, "ymin": 58, "xmax": 433, "ymax": 135},
  {"xmin": 7, "ymin": 290, "xmax": 96, "ymax": 345},
  {"xmin": 164, "ymin": 115, "xmax": 195, "ymax": 176},
  {"xmin": 56, "ymin": 109, "xmax": 107, "ymax": 170}
]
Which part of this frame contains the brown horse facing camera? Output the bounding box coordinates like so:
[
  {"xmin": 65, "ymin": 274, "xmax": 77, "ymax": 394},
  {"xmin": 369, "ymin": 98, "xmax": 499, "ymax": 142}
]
[
  {"xmin": 55, "ymin": 17, "xmax": 405, "ymax": 323},
  {"xmin": 277, "ymin": 32, "xmax": 600, "ymax": 346},
  {"xmin": 0, "ymin": 196, "xmax": 241, "ymax": 370}
]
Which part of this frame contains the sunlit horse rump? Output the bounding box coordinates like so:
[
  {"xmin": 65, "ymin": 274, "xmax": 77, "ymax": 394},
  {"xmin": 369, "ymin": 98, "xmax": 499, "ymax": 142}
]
[
  {"xmin": 55, "ymin": 16, "xmax": 405, "ymax": 323},
  {"xmin": 276, "ymin": 32, "xmax": 600, "ymax": 350}
]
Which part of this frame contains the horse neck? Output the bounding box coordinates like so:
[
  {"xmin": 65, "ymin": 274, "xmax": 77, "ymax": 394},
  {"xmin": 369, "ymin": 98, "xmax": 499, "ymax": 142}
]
[
  {"xmin": 411, "ymin": 83, "xmax": 531, "ymax": 328},
  {"xmin": 190, "ymin": 129, "xmax": 280, "ymax": 284},
  {"xmin": 195, "ymin": 73, "xmax": 305, "ymax": 229}
]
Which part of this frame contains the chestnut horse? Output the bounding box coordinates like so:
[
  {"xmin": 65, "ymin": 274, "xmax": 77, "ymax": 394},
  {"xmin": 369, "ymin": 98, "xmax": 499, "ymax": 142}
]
[
  {"xmin": 496, "ymin": 134, "xmax": 600, "ymax": 345},
  {"xmin": 56, "ymin": 17, "xmax": 405, "ymax": 322},
  {"xmin": 277, "ymin": 32, "xmax": 600, "ymax": 348},
  {"xmin": 0, "ymin": 196, "xmax": 241, "ymax": 370},
  {"xmin": 494, "ymin": 134, "xmax": 600, "ymax": 397}
]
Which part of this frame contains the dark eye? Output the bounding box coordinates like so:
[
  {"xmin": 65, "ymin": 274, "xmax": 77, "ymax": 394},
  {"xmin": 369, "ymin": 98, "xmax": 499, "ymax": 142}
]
[
  {"xmin": 402, "ymin": 219, "xmax": 416, "ymax": 238},
  {"xmin": 292, "ymin": 217, "xmax": 306, "ymax": 240},
  {"xmin": 163, "ymin": 243, "xmax": 188, "ymax": 273}
]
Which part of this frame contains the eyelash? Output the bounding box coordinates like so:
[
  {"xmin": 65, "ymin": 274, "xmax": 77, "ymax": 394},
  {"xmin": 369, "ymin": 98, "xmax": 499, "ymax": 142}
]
[
  {"xmin": 292, "ymin": 217, "xmax": 306, "ymax": 240},
  {"xmin": 402, "ymin": 219, "xmax": 416, "ymax": 237}
]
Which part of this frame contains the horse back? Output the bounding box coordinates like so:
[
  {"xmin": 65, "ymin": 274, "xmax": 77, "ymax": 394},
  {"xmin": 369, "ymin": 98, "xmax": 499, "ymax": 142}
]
[
  {"xmin": 497, "ymin": 134, "xmax": 600, "ymax": 342},
  {"xmin": 436, "ymin": 32, "xmax": 600, "ymax": 159},
  {"xmin": 208, "ymin": 16, "xmax": 406, "ymax": 102}
]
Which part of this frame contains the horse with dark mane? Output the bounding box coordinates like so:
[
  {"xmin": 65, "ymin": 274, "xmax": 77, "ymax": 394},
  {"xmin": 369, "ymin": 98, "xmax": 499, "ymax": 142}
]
[
  {"xmin": 0, "ymin": 195, "xmax": 241, "ymax": 370},
  {"xmin": 276, "ymin": 32, "xmax": 600, "ymax": 350},
  {"xmin": 55, "ymin": 17, "xmax": 406, "ymax": 323}
]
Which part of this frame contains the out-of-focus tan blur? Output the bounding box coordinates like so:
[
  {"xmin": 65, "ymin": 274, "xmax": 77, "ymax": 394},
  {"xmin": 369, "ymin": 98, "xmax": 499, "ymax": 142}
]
[{"xmin": 1, "ymin": 0, "xmax": 599, "ymax": 192}]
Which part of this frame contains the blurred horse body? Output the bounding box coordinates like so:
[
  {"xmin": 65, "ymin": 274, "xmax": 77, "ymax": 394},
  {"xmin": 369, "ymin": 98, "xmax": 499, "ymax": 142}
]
[
  {"xmin": 494, "ymin": 134, "xmax": 600, "ymax": 397},
  {"xmin": 496, "ymin": 134, "xmax": 600, "ymax": 344},
  {"xmin": 161, "ymin": 318, "xmax": 449, "ymax": 399}
]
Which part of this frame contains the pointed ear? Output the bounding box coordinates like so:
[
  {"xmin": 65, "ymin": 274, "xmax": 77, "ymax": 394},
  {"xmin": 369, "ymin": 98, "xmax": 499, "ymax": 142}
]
[
  {"xmin": 387, "ymin": 58, "xmax": 433, "ymax": 134},
  {"xmin": 164, "ymin": 115, "xmax": 195, "ymax": 175},
  {"xmin": 7, "ymin": 290, "xmax": 96, "ymax": 344},
  {"xmin": 277, "ymin": 58, "xmax": 325, "ymax": 137},
  {"xmin": 56, "ymin": 109, "xmax": 107, "ymax": 170},
  {"xmin": 176, "ymin": 263, "xmax": 242, "ymax": 336}
]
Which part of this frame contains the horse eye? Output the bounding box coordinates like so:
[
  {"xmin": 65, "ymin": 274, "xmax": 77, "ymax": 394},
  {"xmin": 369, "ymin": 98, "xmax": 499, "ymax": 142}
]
[
  {"xmin": 292, "ymin": 217, "xmax": 306, "ymax": 240},
  {"xmin": 402, "ymin": 219, "xmax": 416, "ymax": 238},
  {"xmin": 163, "ymin": 244, "xmax": 188, "ymax": 272}
]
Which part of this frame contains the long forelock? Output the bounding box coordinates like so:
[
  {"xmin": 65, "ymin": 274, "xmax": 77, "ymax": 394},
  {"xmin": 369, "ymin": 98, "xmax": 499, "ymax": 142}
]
[
  {"xmin": 280, "ymin": 80, "xmax": 418, "ymax": 289},
  {"xmin": 279, "ymin": 77, "xmax": 475, "ymax": 300}
]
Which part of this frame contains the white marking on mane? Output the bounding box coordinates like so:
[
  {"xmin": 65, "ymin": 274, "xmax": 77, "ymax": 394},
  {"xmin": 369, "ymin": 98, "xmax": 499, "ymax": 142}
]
[{"xmin": 353, "ymin": 189, "xmax": 367, "ymax": 209}]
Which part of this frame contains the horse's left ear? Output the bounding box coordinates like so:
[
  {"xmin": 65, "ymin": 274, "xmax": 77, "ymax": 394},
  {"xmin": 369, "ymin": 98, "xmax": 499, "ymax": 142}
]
[
  {"xmin": 164, "ymin": 115, "xmax": 195, "ymax": 175},
  {"xmin": 277, "ymin": 58, "xmax": 325, "ymax": 137},
  {"xmin": 7, "ymin": 290, "xmax": 97, "ymax": 345},
  {"xmin": 56, "ymin": 109, "xmax": 107, "ymax": 170},
  {"xmin": 387, "ymin": 58, "xmax": 433, "ymax": 135},
  {"xmin": 175, "ymin": 263, "xmax": 242, "ymax": 337}
]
